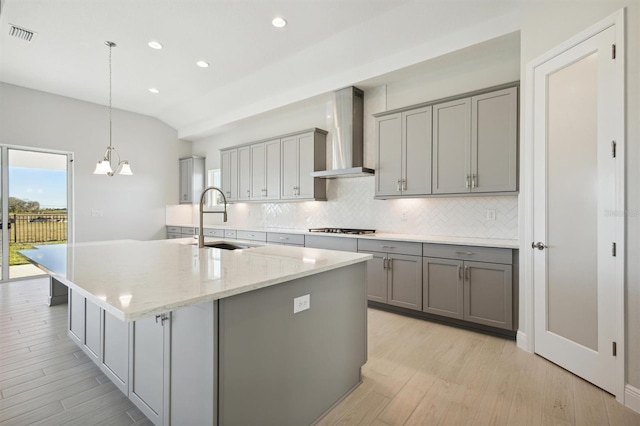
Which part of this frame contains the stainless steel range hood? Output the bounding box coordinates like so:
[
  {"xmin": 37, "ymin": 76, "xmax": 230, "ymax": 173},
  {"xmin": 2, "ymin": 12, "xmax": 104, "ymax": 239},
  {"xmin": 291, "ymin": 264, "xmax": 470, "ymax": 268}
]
[{"xmin": 311, "ymin": 86, "xmax": 374, "ymax": 179}]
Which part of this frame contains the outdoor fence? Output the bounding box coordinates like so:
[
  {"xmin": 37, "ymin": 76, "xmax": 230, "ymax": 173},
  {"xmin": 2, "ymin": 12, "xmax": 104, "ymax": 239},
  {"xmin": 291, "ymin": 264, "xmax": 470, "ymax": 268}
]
[{"xmin": 1, "ymin": 213, "xmax": 68, "ymax": 243}]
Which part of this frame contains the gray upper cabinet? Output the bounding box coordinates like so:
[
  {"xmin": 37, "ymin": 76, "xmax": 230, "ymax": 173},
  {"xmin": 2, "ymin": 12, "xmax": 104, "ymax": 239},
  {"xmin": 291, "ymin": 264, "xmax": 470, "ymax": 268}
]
[
  {"xmin": 281, "ymin": 131, "xmax": 327, "ymax": 201},
  {"xmin": 375, "ymin": 106, "xmax": 432, "ymax": 198},
  {"xmin": 179, "ymin": 157, "xmax": 205, "ymax": 204},
  {"xmin": 221, "ymin": 149, "xmax": 238, "ymax": 202},
  {"xmin": 221, "ymin": 128, "xmax": 327, "ymax": 203},
  {"xmin": 238, "ymin": 146, "xmax": 251, "ymax": 201},
  {"xmin": 432, "ymin": 98, "xmax": 471, "ymax": 194},
  {"xmin": 251, "ymin": 139, "xmax": 280, "ymax": 201},
  {"xmin": 471, "ymin": 87, "xmax": 518, "ymax": 192},
  {"xmin": 433, "ymin": 86, "xmax": 518, "ymax": 195},
  {"xmin": 375, "ymin": 113, "xmax": 402, "ymax": 197}
]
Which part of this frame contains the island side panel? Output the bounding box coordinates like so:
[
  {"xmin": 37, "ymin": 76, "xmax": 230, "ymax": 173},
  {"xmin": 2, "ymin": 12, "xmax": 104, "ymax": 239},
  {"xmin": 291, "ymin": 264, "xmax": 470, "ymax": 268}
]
[{"xmin": 218, "ymin": 262, "xmax": 367, "ymax": 426}]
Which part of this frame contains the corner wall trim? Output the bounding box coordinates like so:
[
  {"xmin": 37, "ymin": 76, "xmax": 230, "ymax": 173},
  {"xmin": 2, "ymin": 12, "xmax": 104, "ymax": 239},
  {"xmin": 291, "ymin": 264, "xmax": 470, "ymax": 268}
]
[
  {"xmin": 625, "ymin": 385, "xmax": 640, "ymax": 414},
  {"xmin": 516, "ymin": 330, "xmax": 532, "ymax": 353}
]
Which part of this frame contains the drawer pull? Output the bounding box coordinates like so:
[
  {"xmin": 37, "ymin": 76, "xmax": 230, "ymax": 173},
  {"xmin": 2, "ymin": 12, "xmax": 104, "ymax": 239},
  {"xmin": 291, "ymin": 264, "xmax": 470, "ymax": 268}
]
[
  {"xmin": 279, "ymin": 237, "xmax": 289, "ymax": 240},
  {"xmin": 380, "ymin": 245, "xmax": 396, "ymax": 249},
  {"xmin": 455, "ymin": 251, "xmax": 475, "ymax": 256}
]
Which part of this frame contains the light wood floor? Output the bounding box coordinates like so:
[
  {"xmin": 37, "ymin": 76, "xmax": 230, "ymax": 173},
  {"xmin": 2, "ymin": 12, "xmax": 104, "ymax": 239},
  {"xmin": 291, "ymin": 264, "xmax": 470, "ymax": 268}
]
[{"xmin": 2, "ymin": 279, "xmax": 639, "ymax": 426}]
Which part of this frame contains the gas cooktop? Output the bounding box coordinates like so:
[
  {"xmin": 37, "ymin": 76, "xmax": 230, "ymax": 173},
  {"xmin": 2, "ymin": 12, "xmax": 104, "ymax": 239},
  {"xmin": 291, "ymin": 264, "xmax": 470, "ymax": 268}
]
[{"xmin": 308, "ymin": 228, "xmax": 375, "ymax": 235}]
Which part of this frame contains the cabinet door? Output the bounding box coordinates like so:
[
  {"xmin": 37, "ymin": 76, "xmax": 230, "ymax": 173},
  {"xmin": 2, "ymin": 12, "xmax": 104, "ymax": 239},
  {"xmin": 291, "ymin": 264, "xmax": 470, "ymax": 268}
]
[
  {"xmin": 264, "ymin": 139, "xmax": 281, "ymax": 200},
  {"xmin": 361, "ymin": 251, "xmax": 387, "ymax": 303},
  {"xmin": 375, "ymin": 113, "xmax": 402, "ymax": 197},
  {"xmin": 250, "ymin": 143, "xmax": 265, "ymax": 199},
  {"xmin": 402, "ymin": 106, "xmax": 432, "ymax": 196},
  {"xmin": 238, "ymin": 146, "xmax": 251, "ymax": 201},
  {"xmin": 423, "ymin": 257, "xmax": 464, "ymax": 319},
  {"xmin": 387, "ymin": 254, "xmax": 422, "ymax": 311},
  {"xmin": 296, "ymin": 132, "xmax": 315, "ymax": 199},
  {"xmin": 69, "ymin": 289, "xmax": 84, "ymax": 343},
  {"xmin": 221, "ymin": 149, "xmax": 238, "ymax": 201},
  {"xmin": 84, "ymin": 299, "xmax": 101, "ymax": 361},
  {"xmin": 471, "ymin": 87, "xmax": 518, "ymax": 192},
  {"xmin": 101, "ymin": 310, "xmax": 129, "ymax": 394},
  {"xmin": 463, "ymin": 261, "xmax": 513, "ymax": 330},
  {"xmin": 179, "ymin": 158, "xmax": 193, "ymax": 203},
  {"xmin": 130, "ymin": 314, "xmax": 170, "ymax": 425},
  {"xmin": 432, "ymin": 98, "xmax": 471, "ymax": 194},
  {"xmin": 281, "ymin": 136, "xmax": 298, "ymax": 199}
]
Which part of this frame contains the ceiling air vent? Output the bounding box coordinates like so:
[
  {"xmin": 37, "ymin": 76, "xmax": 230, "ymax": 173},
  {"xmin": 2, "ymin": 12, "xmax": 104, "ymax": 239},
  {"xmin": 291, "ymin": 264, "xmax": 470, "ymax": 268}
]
[{"xmin": 8, "ymin": 24, "xmax": 36, "ymax": 42}]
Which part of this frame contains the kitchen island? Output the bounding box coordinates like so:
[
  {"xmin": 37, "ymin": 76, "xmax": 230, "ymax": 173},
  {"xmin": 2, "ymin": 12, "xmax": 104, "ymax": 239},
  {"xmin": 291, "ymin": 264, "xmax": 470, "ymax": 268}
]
[{"xmin": 20, "ymin": 239, "xmax": 371, "ymax": 426}]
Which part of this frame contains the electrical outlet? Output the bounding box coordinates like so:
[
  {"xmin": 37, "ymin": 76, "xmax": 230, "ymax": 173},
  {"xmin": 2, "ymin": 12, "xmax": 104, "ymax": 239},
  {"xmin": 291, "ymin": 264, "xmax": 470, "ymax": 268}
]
[
  {"xmin": 294, "ymin": 294, "xmax": 310, "ymax": 314},
  {"xmin": 486, "ymin": 209, "xmax": 496, "ymax": 221},
  {"xmin": 91, "ymin": 210, "xmax": 103, "ymax": 217},
  {"xmin": 401, "ymin": 210, "xmax": 407, "ymax": 221}
]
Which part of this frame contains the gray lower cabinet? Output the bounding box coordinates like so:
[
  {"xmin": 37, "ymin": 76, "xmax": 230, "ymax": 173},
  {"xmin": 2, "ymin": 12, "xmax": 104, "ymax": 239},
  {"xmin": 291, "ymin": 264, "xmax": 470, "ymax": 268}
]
[
  {"xmin": 69, "ymin": 289, "xmax": 100, "ymax": 362},
  {"xmin": 304, "ymin": 235, "xmax": 357, "ymax": 252},
  {"xmin": 358, "ymin": 239, "xmax": 423, "ymax": 311},
  {"xmin": 422, "ymin": 244, "xmax": 513, "ymax": 330},
  {"xmin": 101, "ymin": 309, "xmax": 129, "ymax": 394},
  {"xmin": 129, "ymin": 314, "xmax": 170, "ymax": 425},
  {"xmin": 267, "ymin": 232, "xmax": 305, "ymax": 246},
  {"xmin": 423, "ymin": 257, "xmax": 464, "ymax": 320},
  {"xmin": 463, "ymin": 261, "xmax": 512, "ymax": 330}
]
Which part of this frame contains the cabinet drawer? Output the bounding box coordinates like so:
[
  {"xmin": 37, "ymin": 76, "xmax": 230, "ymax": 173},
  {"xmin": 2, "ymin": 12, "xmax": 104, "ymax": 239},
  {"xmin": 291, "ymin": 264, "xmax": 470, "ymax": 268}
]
[
  {"xmin": 181, "ymin": 227, "xmax": 196, "ymax": 235},
  {"xmin": 167, "ymin": 226, "xmax": 181, "ymax": 234},
  {"xmin": 357, "ymin": 239, "xmax": 422, "ymax": 256},
  {"xmin": 305, "ymin": 235, "xmax": 356, "ymax": 252},
  {"xmin": 422, "ymin": 244, "xmax": 512, "ymax": 264},
  {"xmin": 167, "ymin": 233, "xmax": 182, "ymax": 239},
  {"xmin": 203, "ymin": 228, "xmax": 224, "ymax": 238},
  {"xmin": 237, "ymin": 230, "xmax": 267, "ymax": 242},
  {"xmin": 224, "ymin": 230, "xmax": 237, "ymax": 239},
  {"xmin": 267, "ymin": 232, "xmax": 305, "ymax": 246}
]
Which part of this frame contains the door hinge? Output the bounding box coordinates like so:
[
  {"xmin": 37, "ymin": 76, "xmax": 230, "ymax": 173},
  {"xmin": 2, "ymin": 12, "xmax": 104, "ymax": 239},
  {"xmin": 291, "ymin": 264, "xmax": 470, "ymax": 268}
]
[
  {"xmin": 612, "ymin": 242, "xmax": 617, "ymax": 257},
  {"xmin": 611, "ymin": 141, "xmax": 616, "ymax": 158},
  {"xmin": 613, "ymin": 341, "xmax": 617, "ymax": 356},
  {"xmin": 612, "ymin": 44, "xmax": 616, "ymax": 59}
]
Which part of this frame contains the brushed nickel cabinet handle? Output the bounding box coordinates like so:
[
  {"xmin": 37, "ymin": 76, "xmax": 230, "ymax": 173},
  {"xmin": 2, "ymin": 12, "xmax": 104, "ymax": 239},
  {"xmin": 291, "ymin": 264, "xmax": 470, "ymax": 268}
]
[
  {"xmin": 455, "ymin": 251, "xmax": 475, "ymax": 256},
  {"xmin": 458, "ymin": 265, "xmax": 462, "ymax": 279},
  {"xmin": 380, "ymin": 245, "xmax": 396, "ymax": 249},
  {"xmin": 464, "ymin": 265, "xmax": 469, "ymax": 280}
]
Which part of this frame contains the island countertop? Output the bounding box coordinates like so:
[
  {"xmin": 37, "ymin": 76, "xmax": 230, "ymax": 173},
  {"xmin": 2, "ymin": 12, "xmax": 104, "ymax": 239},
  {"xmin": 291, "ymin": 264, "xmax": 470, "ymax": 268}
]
[{"xmin": 20, "ymin": 239, "xmax": 372, "ymax": 322}]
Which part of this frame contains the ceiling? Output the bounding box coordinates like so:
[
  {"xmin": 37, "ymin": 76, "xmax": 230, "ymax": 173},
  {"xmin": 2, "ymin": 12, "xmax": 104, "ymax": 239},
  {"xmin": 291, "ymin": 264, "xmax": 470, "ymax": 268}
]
[{"xmin": 0, "ymin": 0, "xmax": 522, "ymax": 141}]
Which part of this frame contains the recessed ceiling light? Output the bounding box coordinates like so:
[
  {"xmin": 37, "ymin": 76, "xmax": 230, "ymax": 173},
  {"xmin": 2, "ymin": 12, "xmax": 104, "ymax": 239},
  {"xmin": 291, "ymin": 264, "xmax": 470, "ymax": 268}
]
[
  {"xmin": 149, "ymin": 88, "xmax": 160, "ymax": 94},
  {"xmin": 196, "ymin": 61, "xmax": 210, "ymax": 68},
  {"xmin": 272, "ymin": 17, "xmax": 287, "ymax": 28},
  {"xmin": 148, "ymin": 41, "xmax": 163, "ymax": 50}
]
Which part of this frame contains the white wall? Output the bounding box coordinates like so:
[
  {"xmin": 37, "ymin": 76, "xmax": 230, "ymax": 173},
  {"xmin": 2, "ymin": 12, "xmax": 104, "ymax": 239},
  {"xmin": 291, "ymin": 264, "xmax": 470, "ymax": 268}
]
[
  {"xmin": 189, "ymin": 43, "xmax": 520, "ymax": 240},
  {"xmin": 519, "ymin": 1, "xmax": 640, "ymax": 389},
  {"xmin": 0, "ymin": 83, "xmax": 191, "ymax": 242}
]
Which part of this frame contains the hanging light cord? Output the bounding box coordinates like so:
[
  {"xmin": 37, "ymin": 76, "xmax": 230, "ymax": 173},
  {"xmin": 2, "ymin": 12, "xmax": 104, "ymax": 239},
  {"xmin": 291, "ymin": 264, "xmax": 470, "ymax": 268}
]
[{"xmin": 106, "ymin": 41, "xmax": 115, "ymax": 154}]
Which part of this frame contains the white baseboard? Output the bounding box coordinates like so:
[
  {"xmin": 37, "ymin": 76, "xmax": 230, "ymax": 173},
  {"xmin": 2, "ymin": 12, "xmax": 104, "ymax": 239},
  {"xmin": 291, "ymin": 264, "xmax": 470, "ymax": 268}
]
[
  {"xmin": 625, "ymin": 384, "xmax": 640, "ymax": 413},
  {"xmin": 516, "ymin": 330, "xmax": 532, "ymax": 353}
]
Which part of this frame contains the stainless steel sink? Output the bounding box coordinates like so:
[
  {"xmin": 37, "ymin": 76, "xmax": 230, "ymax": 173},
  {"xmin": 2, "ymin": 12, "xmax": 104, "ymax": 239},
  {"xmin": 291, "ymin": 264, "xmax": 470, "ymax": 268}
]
[{"xmin": 203, "ymin": 242, "xmax": 252, "ymax": 250}]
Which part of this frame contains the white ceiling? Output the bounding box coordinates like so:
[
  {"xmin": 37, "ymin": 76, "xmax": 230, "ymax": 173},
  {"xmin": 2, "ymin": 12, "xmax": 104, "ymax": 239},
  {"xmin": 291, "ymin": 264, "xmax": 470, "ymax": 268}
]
[{"xmin": 0, "ymin": 0, "xmax": 522, "ymax": 141}]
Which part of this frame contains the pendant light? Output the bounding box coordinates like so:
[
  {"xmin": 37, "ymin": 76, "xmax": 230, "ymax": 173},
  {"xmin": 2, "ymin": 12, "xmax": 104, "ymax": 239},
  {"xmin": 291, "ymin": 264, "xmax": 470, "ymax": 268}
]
[{"xmin": 94, "ymin": 41, "xmax": 133, "ymax": 176}]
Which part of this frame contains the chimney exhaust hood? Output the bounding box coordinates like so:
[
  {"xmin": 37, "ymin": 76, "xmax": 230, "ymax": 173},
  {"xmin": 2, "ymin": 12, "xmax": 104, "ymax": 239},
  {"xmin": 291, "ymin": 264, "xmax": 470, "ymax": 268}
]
[{"xmin": 311, "ymin": 86, "xmax": 374, "ymax": 179}]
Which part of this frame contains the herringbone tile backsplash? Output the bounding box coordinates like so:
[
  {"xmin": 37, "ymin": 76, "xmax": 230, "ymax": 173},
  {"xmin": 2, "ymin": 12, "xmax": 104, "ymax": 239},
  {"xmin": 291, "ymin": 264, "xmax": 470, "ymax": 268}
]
[{"xmin": 189, "ymin": 177, "xmax": 518, "ymax": 240}]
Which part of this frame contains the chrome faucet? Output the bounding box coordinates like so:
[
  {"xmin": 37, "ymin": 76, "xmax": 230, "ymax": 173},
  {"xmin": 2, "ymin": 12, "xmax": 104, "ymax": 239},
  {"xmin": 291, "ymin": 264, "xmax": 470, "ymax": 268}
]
[{"xmin": 199, "ymin": 186, "xmax": 228, "ymax": 248}]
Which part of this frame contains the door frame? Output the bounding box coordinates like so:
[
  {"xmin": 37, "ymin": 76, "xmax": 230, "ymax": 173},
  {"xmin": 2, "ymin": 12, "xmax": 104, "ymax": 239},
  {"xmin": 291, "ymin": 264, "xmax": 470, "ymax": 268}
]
[
  {"xmin": 0, "ymin": 144, "xmax": 74, "ymax": 282},
  {"xmin": 520, "ymin": 8, "xmax": 625, "ymax": 402}
]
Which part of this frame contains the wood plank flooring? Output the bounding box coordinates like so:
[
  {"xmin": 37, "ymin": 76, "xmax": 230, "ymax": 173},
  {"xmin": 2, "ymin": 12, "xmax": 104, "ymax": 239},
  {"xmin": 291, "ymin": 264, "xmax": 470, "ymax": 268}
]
[{"xmin": 2, "ymin": 278, "xmax": 639, "ymax": 425}]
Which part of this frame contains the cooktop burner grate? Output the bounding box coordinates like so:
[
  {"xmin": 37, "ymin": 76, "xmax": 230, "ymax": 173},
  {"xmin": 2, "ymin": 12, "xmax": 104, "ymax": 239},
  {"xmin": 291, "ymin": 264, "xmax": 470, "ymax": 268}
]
[{"xmin": 308, "ymin": 228, "xmax": 375, "ymax": 235}]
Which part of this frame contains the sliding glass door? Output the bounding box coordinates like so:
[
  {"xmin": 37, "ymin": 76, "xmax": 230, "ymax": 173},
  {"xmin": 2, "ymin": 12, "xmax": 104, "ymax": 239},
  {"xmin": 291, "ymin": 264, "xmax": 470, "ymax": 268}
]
[{"xmin": 0, "ymin": 146, "xmax": 73, "ymax": 282}]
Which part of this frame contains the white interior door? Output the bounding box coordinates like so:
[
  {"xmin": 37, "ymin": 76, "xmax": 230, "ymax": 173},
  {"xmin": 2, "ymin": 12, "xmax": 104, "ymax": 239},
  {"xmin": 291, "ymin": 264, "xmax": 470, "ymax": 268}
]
[{"xmin": 532, "ymin": 25, "xmax": 622, "ymax": 395}]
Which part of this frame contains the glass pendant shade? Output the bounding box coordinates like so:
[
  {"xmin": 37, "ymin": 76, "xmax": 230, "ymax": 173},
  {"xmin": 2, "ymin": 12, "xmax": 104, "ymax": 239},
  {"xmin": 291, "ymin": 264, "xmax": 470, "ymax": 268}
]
[
  {"xmin": 94, "ymin": 160, "xmax": 113, "ymax": 175},
  {"xmin": 119, "ymin": 162, "xmax": 133, "ymax": 175}
]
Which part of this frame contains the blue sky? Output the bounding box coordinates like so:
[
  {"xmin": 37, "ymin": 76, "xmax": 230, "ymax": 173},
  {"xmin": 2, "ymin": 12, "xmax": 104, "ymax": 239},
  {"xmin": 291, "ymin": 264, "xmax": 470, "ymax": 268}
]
[{"xmin": 9, "ymin": 167, "xmax": 67, "ymax": 209}]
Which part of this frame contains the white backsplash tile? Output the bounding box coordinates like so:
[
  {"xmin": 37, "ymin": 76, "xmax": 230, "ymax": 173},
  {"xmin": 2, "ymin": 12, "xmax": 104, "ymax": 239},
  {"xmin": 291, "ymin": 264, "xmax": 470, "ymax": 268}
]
[{"xmin": 187, "ymin": 177, "xmax": 518, "ymax": 240}]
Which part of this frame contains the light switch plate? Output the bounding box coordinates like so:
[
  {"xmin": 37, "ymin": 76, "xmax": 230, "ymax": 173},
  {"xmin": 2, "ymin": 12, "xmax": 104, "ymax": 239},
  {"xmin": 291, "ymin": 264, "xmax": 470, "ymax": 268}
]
[{"xmin": 294, "ymin": 294, "xmax": 310, "ymax": 314}]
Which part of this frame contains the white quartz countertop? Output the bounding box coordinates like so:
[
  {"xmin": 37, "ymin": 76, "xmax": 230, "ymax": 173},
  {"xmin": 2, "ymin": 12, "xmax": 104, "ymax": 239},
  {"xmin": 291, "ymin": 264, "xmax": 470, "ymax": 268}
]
[
  {"xmin": 20, "ymin": 239, "xmax": 371, "ymax": 322},
  {"xmin": 168, "ymin": 224, "xmax": 519, "ymax": 249}
]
